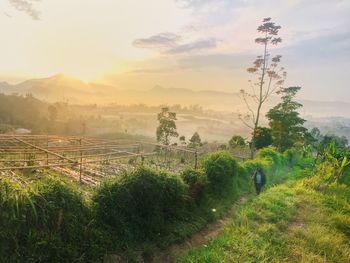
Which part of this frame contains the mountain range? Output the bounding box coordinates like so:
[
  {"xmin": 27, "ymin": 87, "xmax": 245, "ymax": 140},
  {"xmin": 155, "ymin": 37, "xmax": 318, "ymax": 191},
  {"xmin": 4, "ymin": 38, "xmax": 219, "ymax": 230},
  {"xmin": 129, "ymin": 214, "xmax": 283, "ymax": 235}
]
[{"xmin": 1, "ymin": 74, "xmax": 349, "ymax": 118}]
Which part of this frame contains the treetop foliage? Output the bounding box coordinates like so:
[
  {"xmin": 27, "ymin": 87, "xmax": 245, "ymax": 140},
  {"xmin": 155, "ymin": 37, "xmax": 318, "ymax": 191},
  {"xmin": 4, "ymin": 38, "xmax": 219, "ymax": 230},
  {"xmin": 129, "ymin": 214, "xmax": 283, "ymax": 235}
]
[
  {"xmin": 255, "ymin": 17, "xmax": 282, "ymax": 45},
  {"xmin": 267, "ymin": 86, "xmax": 306, "ymax": 151},
  {"xmin": 253, "ymin": 127, "xmax": 273, "ymax": 149},
  {"xmin": 189, "ymin": 132, "xmax": 202, "ymax": 148},
  {"xmin": 156, "ymin": 107, "xmax": 179, "ymax": 145},
  {"xmin": 229, "ymin": 135, "xmax": 246, "ymax": 148}
]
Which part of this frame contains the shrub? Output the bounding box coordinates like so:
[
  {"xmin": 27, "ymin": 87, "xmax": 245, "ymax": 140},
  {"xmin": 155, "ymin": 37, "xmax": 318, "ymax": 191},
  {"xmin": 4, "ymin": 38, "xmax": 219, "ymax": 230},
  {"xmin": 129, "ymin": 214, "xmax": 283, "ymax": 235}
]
[
  {"xmin": 0, "ymin": 179, "xmax": 104, "ymax": 262},
  {"xmin": 24, "ymin": 180, "xmax": 98, "ymax": 261},
  {"xmin": 0, "ymin": 180, "xmax": 26, "ymax": 260},
  {"xmin": 243, "ymin": 159, "xmax": 270, "ymax": 176},
  {"xmin": 201, "ymin": 151, "xmax": 238, "ymax": 193},
  {"xmin": 93, "ymin": 166, "xmax": 188, "ymax": 241},
  {"xmin": 257, "ymin": 148, "xmax": 283, "ymax": 167},
  {"xmin": 283, "ymin": 148, "xmax": 301, "ymax": 166},
  {"xmin": 181, "ymin": 168, "xmax": 207, "ymax": 199}
]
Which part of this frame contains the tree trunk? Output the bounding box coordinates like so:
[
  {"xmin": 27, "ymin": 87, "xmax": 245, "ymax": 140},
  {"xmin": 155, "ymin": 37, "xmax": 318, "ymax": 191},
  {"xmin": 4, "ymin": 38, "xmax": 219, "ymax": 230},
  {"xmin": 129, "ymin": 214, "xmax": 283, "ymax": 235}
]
[{"xmin": 250, "ymin": 38, "xmax": 268, "ymax": 159}]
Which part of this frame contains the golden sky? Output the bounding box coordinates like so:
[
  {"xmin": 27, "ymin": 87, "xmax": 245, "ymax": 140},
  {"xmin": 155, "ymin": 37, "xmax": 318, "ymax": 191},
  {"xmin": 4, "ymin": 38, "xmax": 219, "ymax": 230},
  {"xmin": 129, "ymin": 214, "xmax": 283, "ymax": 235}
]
[{"xmin": 1, "ymin": 0, "xmax": 349, "ymax": 101}]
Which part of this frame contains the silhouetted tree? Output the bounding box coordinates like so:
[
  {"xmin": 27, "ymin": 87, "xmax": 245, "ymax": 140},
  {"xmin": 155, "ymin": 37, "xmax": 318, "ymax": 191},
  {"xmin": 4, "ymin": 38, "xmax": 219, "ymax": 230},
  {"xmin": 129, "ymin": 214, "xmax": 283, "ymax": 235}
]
[
  {"xmin": 239, "ymin": 17, "xmax": 286, "ymax": 157},
  {"xmin": 179, "ymin": 135, "xmax": 186, "ymax": 146},
  {"xmin": 189, "ymin": 132, "xmax": 202, "ymax": 148},
  {"xmin": 156, "ymin": 107, "xmax": 178, "ymax": 145}
]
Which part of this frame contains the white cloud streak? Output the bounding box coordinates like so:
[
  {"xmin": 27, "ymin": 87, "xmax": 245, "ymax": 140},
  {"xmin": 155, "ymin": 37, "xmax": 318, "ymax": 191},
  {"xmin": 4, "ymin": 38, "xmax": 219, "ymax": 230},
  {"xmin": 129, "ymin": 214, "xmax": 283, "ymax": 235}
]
[
  {"xmin": 133, "ymin": 32, "xmax": 217, "ymax": 54},
  {"xmin": 9, "ymin": 0, "xmax": 41, "ymax": 20}
]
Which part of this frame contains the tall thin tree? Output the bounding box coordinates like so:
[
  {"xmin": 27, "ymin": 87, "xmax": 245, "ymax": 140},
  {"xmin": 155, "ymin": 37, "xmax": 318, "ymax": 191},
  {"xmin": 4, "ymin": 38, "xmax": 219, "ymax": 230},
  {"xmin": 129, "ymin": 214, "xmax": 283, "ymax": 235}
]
[
  {"xmin": 239, "ymin": 17, "xmax": 286, "ymax": 158},
  {"xmin": 156, "ymin": 107, "xmax": 179, "ymax": 145}
]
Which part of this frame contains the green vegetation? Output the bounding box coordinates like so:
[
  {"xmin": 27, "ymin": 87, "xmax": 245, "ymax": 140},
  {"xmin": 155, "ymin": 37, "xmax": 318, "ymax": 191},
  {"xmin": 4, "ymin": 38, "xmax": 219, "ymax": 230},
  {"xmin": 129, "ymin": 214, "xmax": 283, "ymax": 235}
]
[
  {"xmin": 180, "ymin": 168, "xmax": 207, "ymax": 199},
  {"xmin": 252, "ymin": 127, "xmax": 273, "ymax": 149},
  {"xmin": 178, "ymin": 147, "xmax": 350, "ymax": 263},
  {"xmin": 0, "ymin": 178, "xmax": 106, "ymax": 262},
  {"xmin": 201, "ymin": 151, "xmax": 238, "ymax": 193},
  {"xmin": 0, "ymin": 147, "xmax": 294, "ymax": 262},
  {"xmin": 228, "ymin": 135, "xmax": 246, "ymax": 148},
  {"xmin": 267, "ymin": 86, "xmax": 307, "ymax": 152},
  {"xmin": 94, "ymin": 167, "xmax": 188, "ymax": 243},
  {"xmin": 178, "ymin": 178, "xmax": 350, "ymax": 262}
]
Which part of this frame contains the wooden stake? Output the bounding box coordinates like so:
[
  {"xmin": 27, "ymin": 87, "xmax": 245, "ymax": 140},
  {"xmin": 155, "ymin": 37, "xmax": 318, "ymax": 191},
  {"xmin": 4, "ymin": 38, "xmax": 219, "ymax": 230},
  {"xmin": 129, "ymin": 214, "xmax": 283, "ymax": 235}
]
[
  {"xmin": 46, "ymin": 135, "xmax": 49, "ymax": 165},
  {"xmin": 79, "ymin": 138, "xmax": 83, "ymax": 183}
]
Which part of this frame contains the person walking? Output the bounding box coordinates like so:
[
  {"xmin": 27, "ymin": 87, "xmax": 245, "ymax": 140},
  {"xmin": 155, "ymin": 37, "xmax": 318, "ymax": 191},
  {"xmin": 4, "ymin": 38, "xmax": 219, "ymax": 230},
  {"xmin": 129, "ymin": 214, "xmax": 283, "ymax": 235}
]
[{"xmin": 253, "ymin": 167, "xmax": 266, "ymax": 195}]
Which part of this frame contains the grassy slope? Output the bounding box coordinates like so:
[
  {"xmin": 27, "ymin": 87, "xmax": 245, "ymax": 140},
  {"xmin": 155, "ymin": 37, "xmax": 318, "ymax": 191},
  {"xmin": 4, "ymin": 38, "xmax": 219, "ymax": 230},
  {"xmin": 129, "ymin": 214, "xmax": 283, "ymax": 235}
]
[
  {"xmin": 0, "ymin": 150, "xmax": 307, "ymax": 262},
  {"xmin": 177, "ymin": 170, "xmax": 350, "ymax": 262},
  {"xmin": 151, "ymin": 157, "xmax": 292, "ymax": 250}
]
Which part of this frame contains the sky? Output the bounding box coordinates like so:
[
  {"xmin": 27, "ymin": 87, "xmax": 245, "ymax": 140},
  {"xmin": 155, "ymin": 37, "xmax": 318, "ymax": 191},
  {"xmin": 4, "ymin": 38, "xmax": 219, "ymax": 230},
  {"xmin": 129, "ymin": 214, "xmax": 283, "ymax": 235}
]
[{"xmin": 0, "ymin": 0, "xmax": 349, "ymax": 102}]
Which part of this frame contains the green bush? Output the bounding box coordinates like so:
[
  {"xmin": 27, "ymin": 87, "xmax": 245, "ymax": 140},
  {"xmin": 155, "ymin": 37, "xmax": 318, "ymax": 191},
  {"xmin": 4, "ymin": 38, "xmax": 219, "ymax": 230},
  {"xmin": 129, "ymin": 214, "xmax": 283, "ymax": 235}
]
[
  {"xmin": 243, "ymin": 148, "xmax": 291, "ymax": 187},
  {"xmin": 93, "ymin": 166, "xmax": 188, "ymax": 242},
  {"xmin": 243, "ymin": 159, "xmax": 270, "ymax": 176},
  {"xmin": 201, "ymin": 151, "xmax": 238, "ymax": 193},
  {"xmin": 181, "ymin": 168, "xmax": 207, "ymax": 199},
  {"xmin": 283, "ymin": 148, "xmax": 301, "ymax": 166},
  {"xmin": 257, "ymin": 148, "xmax": 284, "ymax": 166},
  {"xmin": 0, "ymin": 179, "xmax": 106, "ymax": 263}
]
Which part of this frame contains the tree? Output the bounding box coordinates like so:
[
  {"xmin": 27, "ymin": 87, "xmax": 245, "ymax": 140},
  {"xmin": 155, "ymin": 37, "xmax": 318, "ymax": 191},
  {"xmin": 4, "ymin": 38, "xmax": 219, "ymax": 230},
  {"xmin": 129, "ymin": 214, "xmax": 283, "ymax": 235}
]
[
  {"xmin": 156, "ymin": 107, "xmax": 178, "ymax": 145},
  {"xmin": 239, "ymin": 17, "xmax": 286, "ymax": 157},
  {"xmin": 179, "ymin": 135, "xmax": 186, "ymax": 146},
  {"xmin": 189, "ymin": 132, "xmax": 202, "ymax": 148},
  {"xmin": 253, "ymin": 127, "xmax": 273, "ymax": 149},
  {"xmin": 266, "ymin": 86, "xmax": 306, "ymax": 152},
  {"xmin": 229, "ymin": 135, "xmax": 246, "ymax": 148}
]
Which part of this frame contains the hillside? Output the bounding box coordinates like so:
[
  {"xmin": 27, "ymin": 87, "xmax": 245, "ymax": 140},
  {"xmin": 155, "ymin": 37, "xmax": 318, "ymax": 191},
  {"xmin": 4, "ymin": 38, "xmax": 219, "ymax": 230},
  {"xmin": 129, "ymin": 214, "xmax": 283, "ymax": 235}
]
[
  {"xmin": 177, "ymin": 172, "xmax": 350, "ymax": 263},
  {"xmin": 1, "ymin": 74, "xmax": 350, "ymax": 118},
  {"xmin": 0, "ymin": 144, "xmax": 301, "ymax": 262}
]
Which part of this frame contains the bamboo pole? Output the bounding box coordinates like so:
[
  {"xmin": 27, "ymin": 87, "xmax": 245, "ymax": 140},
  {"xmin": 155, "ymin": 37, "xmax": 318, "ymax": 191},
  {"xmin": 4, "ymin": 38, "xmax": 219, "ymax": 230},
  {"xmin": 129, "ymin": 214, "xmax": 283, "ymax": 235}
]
[
  {"xmin": 14, "ymin": 137, "xmax": 77, "ymax": 164},
  {"xmin": 79, "ymin": 138, "xmax": 83, "ymax": 183},
  {"xmin": 46, "ymin": 135, "xmax": 49, "ymax": 165}
]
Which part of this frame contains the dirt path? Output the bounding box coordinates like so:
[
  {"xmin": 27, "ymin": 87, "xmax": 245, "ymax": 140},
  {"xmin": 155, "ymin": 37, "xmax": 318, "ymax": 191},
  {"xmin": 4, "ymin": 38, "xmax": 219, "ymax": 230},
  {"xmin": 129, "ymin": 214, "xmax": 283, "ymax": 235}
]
[{"xmin": 150, "ymin": 195, "xmax": 252, "ymax": 263}]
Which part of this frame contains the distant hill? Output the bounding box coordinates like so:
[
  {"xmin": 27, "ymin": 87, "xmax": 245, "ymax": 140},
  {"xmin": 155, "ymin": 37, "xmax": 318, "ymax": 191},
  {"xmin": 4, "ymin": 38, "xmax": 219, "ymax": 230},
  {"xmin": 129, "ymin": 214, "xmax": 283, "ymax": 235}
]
[
  {"xmin": 0, "ymin": 74, "xmax": 245, "ymax": 109},
  {"xmin": 0, "ymin": 74, "xmax": 118, "ymax": 104},
  {"xmin": 1, "ymin": 74, "xmax": 350, "ymax": 118}
]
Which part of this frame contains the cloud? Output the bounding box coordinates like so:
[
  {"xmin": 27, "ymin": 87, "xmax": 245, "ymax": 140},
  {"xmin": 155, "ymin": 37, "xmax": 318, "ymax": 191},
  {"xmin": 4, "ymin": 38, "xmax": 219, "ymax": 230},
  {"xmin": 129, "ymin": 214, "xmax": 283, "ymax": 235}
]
[
  {"xmin": 133, "ymin": 32, "xmax": 217, "ymax": 55},
  {"xmin": 284, "ymin": 30, "xmax": 350, "ymax": 66},
  {"xmin": 132, "ymin": 32, "xmax": 181, "ymax": 51},
  {"xmin": 166, "ymin": 38, "xmax": 217, "ymax": 54},
  {"xmin": 8, "ymin": 0, "xmax": 41, "ymax": 20},
  {"xmin": 4, "ymin": 12, "xmax": 12, "ymax": 18}
]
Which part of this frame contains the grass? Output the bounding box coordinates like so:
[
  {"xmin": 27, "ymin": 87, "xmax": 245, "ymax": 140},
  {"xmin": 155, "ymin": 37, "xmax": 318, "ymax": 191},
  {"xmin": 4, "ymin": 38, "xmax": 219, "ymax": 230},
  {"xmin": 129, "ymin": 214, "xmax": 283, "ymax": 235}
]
[
  {"xmin": 177, "ymin": 171, "xmax": 350, "ymax": 263},
  {"xmin": 16, "ymin": 169, "xmax": 95, "ymax": 199},
  {"xmin": 0, "ymin": 148, "xmax": 302, "ymax": 262}
]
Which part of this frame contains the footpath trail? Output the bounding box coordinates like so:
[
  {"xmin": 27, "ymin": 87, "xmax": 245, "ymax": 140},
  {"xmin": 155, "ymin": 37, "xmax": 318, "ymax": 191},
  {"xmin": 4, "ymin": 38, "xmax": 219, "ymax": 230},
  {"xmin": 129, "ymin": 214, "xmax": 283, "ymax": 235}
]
[{"xmin": 150, "ymin": 195, "xmax": 252, "ymax": 263}]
